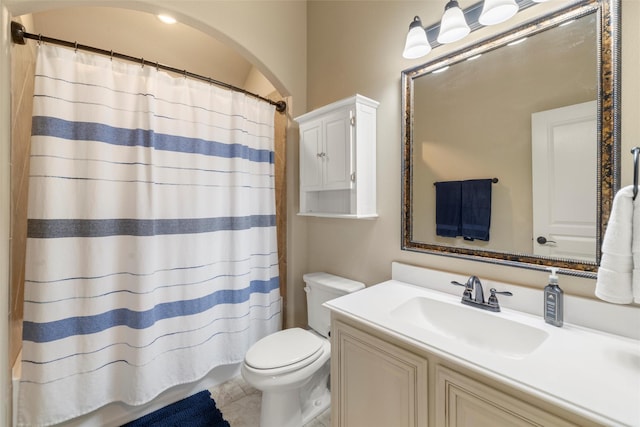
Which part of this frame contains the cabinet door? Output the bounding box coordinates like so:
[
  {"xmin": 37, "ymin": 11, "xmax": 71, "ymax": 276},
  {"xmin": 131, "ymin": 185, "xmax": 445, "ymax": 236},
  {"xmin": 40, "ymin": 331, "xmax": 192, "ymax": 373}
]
[
  {"xmin": 299, "ymin": 120, "xmax": 323, "ymax": 190},
  {"xmin": 436, "ymin": 365, "xmax": 577, "ymax": 427},
  {"xmin": 323, "ymin": 108, "xmax": 353, "ymax": 190},
  {"xmin": 332, "ymin": 320, "xmax": 428, "ymax": 427}
]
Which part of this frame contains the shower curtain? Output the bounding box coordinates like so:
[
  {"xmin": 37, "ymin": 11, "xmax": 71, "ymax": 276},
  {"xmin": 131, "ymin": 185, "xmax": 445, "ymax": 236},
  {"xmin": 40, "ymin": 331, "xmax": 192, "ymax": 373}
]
[{"xmin": 18, "ymin": 44, "xmax": 281, "ymax": 426}]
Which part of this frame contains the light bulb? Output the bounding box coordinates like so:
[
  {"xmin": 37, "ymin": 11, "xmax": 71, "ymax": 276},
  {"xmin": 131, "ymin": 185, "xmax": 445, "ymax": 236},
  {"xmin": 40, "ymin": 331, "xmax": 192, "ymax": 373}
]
[{"xmin": 157, "ymin": 14, "xmax": 177, "ymax": 25}]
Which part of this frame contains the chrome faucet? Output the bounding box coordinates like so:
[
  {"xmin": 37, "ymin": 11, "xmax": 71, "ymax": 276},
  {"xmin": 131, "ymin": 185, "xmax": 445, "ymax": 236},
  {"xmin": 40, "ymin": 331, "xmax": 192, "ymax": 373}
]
[{"xmin": 451, "ymin": 276, "xmax": 512, "ymax": 312}]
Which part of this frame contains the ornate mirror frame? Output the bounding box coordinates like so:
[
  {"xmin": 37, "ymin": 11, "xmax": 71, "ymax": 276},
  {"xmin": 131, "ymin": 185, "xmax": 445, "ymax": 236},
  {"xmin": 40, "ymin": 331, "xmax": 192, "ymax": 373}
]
[{"xmin": 401, "ymin": 0, "xmax": 620, "ymax": 278}]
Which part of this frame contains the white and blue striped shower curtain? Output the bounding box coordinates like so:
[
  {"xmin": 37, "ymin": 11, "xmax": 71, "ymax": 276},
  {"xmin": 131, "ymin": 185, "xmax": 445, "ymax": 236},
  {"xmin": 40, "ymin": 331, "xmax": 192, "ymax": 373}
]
[{"xmin": 18, "ymin": 44, "xmax": 281, "ymax": 426}]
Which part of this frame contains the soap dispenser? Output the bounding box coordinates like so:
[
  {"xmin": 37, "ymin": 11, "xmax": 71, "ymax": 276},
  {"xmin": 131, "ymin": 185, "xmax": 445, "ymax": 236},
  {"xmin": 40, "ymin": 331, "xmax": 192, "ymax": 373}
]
[{"xmin": 544, "ymin": 267, "xmax": 563, "ymax": 327}]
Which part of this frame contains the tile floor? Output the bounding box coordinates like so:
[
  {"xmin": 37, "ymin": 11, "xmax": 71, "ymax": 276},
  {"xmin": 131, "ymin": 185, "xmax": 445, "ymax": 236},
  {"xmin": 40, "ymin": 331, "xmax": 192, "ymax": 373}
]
[{"xmin": 209, "ymin": 375, "xmax": 331, "ymax": 427}]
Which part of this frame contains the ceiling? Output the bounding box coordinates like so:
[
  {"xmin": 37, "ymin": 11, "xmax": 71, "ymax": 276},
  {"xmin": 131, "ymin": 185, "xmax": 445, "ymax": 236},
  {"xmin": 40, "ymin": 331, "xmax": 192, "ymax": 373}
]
[{"xmin": 27, "ymin": 6, "xmax": 274, "ymax": 94}]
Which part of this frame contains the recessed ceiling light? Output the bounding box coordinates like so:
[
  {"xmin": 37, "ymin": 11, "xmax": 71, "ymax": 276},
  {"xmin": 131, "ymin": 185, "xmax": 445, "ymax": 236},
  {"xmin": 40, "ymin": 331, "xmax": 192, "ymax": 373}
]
[{"xmin": 157, "ymin": 14, "xmax": 177, "ymax": 25}]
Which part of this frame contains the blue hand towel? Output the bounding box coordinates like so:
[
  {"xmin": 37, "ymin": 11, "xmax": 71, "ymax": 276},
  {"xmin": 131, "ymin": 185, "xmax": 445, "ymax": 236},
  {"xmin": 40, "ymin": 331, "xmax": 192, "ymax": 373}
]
[
  {"xmin": 435, "ymin": 181, "xmax": 462, "ymax": 237},
  {"xmin": 461, "ymin": 179, "xmax": 492, "ymax": 241}
]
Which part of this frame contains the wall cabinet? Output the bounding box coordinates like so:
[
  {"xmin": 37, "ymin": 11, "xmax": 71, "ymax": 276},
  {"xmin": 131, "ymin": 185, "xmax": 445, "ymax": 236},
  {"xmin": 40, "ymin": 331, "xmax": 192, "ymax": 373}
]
[
  {"xmin": 331, "ymin": 313, "xmax": 600, "ymax": 427},
  {"xmin": 295, "ymin": 94, "xmax": 378, "ymax": 218}
]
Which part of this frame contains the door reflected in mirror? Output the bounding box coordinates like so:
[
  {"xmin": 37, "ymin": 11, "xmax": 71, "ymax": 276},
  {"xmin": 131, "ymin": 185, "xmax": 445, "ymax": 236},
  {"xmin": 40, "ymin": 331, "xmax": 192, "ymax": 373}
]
[
  {"xmin": 401, "ymin": 0, "xmax": 620, "ymax": 277},
  {"xmin": 531, "ymin": 100, "xmax": 597, "ymax": 262}
]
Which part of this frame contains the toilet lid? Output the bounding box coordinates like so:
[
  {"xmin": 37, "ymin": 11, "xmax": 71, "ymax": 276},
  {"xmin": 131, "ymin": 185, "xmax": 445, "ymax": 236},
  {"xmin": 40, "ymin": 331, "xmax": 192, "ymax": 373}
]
[{"xmin": 245, "ymin": 328, "xmax": 324, "ymax": 370}]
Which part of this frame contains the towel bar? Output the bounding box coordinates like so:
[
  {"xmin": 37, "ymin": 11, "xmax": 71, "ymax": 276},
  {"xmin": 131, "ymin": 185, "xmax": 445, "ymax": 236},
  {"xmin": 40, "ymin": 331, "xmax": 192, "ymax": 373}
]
[{"xmin": 433, "ymin": 177, "xmax": 498, "ymax": 186}]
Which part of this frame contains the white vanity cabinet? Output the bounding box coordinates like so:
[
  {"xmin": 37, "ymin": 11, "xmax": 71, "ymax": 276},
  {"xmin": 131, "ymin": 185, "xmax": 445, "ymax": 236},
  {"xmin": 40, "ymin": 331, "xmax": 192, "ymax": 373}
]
[
  {"xmin": 435, "ymin": 366, "xmax": 578, "ymax": 427},
  {"xmin": 330, "ymin": 313, "xmax": 600, "ymax": 427},
  {"xmin": 295, "ymin": 94, "xmax": 378, "ymax": 218},
  {"xmin": 331, "ymin": 319, "xmax": 428, "ymax": 427}
]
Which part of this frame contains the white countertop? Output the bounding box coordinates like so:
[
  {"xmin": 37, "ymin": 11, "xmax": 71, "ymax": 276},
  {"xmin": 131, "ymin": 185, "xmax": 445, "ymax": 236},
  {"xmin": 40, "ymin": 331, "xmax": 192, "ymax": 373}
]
[{"xmin": 326, "ymin": 279, "xmax": 640, "ymax": 426}]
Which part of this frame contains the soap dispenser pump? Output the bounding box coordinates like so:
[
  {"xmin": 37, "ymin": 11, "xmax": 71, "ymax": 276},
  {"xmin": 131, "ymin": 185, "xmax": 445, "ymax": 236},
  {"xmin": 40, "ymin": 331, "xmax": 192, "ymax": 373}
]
[{"xmin": 544, "ymin": 267, "xmax": 563, "ymax": 327}]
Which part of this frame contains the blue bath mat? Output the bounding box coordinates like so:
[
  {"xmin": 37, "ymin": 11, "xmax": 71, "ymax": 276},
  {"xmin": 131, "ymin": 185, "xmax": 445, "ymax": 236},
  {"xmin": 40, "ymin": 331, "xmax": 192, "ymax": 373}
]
[{"xmin": 121, "ymin": 390, "xmax": 230, "ymax": 427}]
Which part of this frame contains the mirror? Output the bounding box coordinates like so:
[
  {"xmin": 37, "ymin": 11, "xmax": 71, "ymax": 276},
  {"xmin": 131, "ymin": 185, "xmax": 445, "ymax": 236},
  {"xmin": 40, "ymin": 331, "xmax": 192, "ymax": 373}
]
[{"xmin": 401, "ymin": 0, "xmax": 620, "ymax": 278}]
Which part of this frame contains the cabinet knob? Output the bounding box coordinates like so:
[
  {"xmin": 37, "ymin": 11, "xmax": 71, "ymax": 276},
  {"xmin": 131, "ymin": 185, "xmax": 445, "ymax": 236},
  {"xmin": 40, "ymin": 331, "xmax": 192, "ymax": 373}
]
[{"xmin": 317, "ymin": 152, "xmax": 326, "ymax": 158}]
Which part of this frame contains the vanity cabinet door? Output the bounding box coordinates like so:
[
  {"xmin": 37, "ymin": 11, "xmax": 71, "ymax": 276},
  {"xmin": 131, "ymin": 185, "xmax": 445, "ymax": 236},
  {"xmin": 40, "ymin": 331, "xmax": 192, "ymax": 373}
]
[
  {"xmin": 332, "ymin": 319, "xmax": 428, "ymax": 427},
  {"xmin": 435, "ymin": 365, "xmax": 578, "ymax": 427}
]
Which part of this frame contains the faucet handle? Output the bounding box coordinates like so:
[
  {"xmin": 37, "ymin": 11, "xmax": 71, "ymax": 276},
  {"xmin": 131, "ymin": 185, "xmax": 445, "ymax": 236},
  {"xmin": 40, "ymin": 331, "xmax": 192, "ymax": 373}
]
[
  {"xmin": 451, "ymin": 280, "xmax": 473, "ymax": 300},
  {"xmin": 487, "ymin": 288, "xmax": 513, "ymax": 311}
]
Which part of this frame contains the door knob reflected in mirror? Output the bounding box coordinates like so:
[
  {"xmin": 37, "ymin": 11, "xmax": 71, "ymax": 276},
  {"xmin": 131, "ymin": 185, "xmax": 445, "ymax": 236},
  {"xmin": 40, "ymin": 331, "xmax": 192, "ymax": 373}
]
[{"xmin": 536, "ymin": 236, "xmax": 557, "ymax": 245}]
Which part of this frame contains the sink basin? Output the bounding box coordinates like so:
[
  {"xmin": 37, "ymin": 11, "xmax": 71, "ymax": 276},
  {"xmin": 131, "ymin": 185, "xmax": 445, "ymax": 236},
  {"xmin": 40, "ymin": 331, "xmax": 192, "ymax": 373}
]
[{"xmin": 390, "ymin": 296, "xmax": 549, "ymax": 359}]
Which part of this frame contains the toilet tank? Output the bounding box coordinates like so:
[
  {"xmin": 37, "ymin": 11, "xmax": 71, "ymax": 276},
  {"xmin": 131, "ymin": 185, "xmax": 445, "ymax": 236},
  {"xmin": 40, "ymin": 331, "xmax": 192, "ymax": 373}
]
[{"xmin": 303, "ymin": 272, "xmax": 365, "ymax": 338}]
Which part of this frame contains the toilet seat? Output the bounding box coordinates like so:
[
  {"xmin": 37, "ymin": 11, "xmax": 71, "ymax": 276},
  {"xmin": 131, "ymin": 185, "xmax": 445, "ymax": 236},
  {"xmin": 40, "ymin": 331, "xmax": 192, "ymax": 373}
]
[{"xmin": 244, "ymin": 328, "xmax": 326, "ymax": 375}]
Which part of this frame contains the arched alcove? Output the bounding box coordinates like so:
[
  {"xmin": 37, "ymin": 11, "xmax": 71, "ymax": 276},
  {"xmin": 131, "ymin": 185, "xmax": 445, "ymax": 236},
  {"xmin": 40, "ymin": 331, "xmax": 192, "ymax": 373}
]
[
  {"xmin": 7, "ymin": 0, "xmax": 298, "ymax": 100},
  {"xmin": 6, "ymin": 6, "xmax": 301, "ymax": 423}
]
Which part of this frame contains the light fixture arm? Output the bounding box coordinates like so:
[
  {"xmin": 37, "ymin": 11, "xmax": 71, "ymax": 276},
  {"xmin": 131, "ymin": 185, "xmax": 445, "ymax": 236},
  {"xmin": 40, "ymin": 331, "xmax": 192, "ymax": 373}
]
[
  {"xmin": 444, "ymin": 0, "xmax": 462, "ymax": 11},
  {"xmin": 420, "ymin": 0, "xmax": 539, "ymax": 49},
  {"xmin": 408, "ymin": 16, "xmax": 424, "ymax": 31}
]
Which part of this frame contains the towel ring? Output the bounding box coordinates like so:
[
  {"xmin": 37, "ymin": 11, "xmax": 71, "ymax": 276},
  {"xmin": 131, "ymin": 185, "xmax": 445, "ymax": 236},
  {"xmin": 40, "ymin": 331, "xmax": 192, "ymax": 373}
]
[{"xmin": 632, "ymin": 147, "xmax": 639, "ymax": 201}]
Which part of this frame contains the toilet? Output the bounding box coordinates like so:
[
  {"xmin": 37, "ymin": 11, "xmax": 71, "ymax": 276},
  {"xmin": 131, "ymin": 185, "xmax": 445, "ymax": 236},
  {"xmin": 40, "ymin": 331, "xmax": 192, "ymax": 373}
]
[{"xmin": 241, "ymin": 272, "xmax": 365, "ymax": 427}]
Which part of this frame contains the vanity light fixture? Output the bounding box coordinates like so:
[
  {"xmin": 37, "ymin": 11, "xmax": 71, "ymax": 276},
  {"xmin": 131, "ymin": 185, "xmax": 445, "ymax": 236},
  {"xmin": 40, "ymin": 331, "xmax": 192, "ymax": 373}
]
[
  {"xmin": 403, "ymin": 16, "xmax": 432, "ymax": 59},
  {"xmin": 478, "ymin": 0, "xmax": 519, "ymax": 26},
  {"xmin": 403, "ymin": 0, "xmax": 540, "ymax": 59},
  {"xmin": 157, "ymin": 14, "xmax": 177, "ymax": 24},
  {"xmin": 437, "ymin": 0, "xmax": 471, "ymax": 44}
]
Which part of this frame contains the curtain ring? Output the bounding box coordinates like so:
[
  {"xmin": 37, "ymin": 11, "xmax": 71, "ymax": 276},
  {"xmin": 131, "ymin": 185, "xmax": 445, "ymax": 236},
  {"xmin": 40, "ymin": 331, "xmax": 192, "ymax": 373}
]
[
  {"xmin": 110, "ymin": 50, "xmax": 114, "ymax": 61},
  {"xmin": 156, "ymin": 61, "xmax": 159, "ymax": 71},
  {"xmin": 37, "ymin": 34, "xmax": 42, "ymax": 45},
  {"xmin": 141, "ymin": 57, "xmax": 144, "ymax": 68},
  {"xmin": 74, "ymin": 41, "xmax": 78, "ymax": 52},
  {"xmin": 183, "ymin": 69, "xmax": 187, "ymax": 79}
]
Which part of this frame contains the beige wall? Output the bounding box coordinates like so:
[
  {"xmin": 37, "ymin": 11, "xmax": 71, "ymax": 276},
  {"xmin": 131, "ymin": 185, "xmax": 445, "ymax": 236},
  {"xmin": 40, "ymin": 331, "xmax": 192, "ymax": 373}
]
[{"xmin": 304, "ymin": 0, "xmax": 640, "ymax": 310}]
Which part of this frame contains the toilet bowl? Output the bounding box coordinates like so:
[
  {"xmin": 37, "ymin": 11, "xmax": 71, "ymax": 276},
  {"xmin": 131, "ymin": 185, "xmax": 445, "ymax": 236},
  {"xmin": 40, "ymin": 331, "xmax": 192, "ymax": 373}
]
[
  {"xmin": 241, "ymin": 328, "xmax": 331, "ymax": 427},
  {"xmin": 241, "ymin": 272, "xmax": 365, "ymax": 427}
]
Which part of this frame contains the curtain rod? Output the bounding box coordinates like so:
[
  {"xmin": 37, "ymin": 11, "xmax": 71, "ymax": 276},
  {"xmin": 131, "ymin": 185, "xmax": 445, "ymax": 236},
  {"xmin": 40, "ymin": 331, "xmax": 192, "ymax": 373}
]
[{"xmin": 10, "ymin": 21, "xmax": 287, "ymax": 113}]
